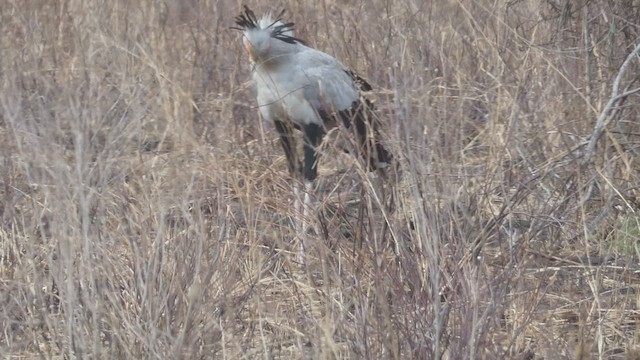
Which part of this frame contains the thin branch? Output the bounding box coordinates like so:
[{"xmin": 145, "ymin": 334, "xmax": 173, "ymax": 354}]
[
  {"xmin": 583, "ymin": 42, "xmax": 640, "ymax": 162},
  {"xmin": 616, "ymin": 86, "xmax": 640, "ymax": 99}
]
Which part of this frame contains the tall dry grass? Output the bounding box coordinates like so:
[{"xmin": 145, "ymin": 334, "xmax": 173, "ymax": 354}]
[{"xmin": 1, "ymin": 0, "xmax": 640, "ymax": 358}]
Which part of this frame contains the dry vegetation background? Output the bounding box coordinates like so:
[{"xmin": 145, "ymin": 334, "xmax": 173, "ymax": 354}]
[{"xmin": 1, "ymin": 0, "xmax": 640, "ymax": 359}]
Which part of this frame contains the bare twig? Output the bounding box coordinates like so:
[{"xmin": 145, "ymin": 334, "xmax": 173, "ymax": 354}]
[{"xmin": 583, "ymin": 43, "xmax": 640, "ymax": 163}]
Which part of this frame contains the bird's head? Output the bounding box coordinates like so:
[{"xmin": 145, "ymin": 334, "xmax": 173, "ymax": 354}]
[{"xmin": 232, "ymin": 6, "xmax": 305, "ymax": 64}]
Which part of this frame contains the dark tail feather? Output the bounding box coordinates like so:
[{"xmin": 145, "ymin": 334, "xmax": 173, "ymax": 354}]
[{"xmin": 339, "ymin": 99, "xmax": 393, "ymax": 172}]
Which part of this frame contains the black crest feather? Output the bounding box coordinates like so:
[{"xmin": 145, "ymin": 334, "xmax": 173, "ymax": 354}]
[
  {"xmin": 231, "ymin": 5, "xmax": 258, "ymax": 30},
  {"xmin": 231, "ymin": 6, "xmax": 306, "ymax": 45}
]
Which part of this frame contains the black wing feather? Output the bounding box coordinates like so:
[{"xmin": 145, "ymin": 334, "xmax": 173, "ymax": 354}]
[
  {"xmin": 319, "ymin": 99, "xmax": 392, "ymax": 171},
  {"xmin": 345, "ymin": 70, "xmax": 373, "ymax": 92}
]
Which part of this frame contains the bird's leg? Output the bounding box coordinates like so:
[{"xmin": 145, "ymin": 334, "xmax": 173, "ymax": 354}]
[
  {"xmin": 273, "ymin": 120, "xmax": 298, "ymax": 177},
  {"xmin": 293, "ymin": 182, "xmax": 302, "ymax": 229},
  {"xmin": 273, "ymin": 119, "xmax": 301, "ymax": 223},
  {"xmin": 297, "ymin": 123, "xmax": 324, "ymax": 264},
  {"xmin": 293, "ymin": 179, "xmax": 307, "ymax": 238},
  {"xmin": 273, "ymin": 119, "xmax": 307, "ymax": 260},
  {"xmin": 297, "ymin": 180, "xmax": 314, "ymax": 263}
]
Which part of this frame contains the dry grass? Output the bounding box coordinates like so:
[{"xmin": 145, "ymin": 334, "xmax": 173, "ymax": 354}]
[{"xmin": 1, "ymin": 0, "xmax": 640, "ymax": 359}]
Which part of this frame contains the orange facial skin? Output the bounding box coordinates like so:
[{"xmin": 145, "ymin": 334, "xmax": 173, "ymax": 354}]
[
  {"xmin": 243, "ymin": 38, "xmax": 270, "ymax": 64},
  {"xmin": 243, "ymin": 38, "xmax": 255, "ymax": 64}
]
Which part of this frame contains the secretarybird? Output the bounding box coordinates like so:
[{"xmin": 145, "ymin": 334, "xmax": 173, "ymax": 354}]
[{"xmin": 233, "ymin": 6, "xmax": 392, "ymax": 263}]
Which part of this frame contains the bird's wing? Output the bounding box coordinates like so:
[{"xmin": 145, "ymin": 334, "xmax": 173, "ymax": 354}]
[
  {"xmin": 250, "ymin": 46, "xmax": 369, "ymax": 127},
  {"xmin": 293, "ymin": 47, "xmax": 360, "ymax": 114}
]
